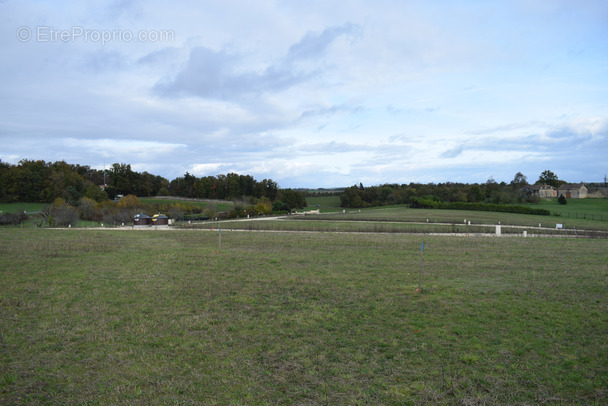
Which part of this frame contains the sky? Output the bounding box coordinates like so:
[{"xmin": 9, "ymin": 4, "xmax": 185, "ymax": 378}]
[{"xmin": 1, "ymin": 0, "xmax": 607, "ymax": 188}]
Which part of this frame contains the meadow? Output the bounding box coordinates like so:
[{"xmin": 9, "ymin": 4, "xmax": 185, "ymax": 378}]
[
  {"xmin": 0, "ymin": 203, "xmax": 47, "ymax": 214},
  {"xmin": 138, "ymin": 197, "xmax": 235, "ymax": 213},
  {"xmin": 533, "ymin": 198, "xmax": 608, "ymax": 221},
  {"xmin": 194, "ymin": 203, "xmax": 608, "ymax": 237},
  {"xmin": 1, "ymin": 227, "xmax": 606, "ymax": 405}
]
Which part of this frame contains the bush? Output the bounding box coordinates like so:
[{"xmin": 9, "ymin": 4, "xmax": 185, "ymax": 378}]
[
  {"xmin": 409, "ymin": 197, "xmax": 440, "ymax": 209},
  {"xmin": 116, "ymin": 194, "xmax": 142, "ymax": 210},
  {"xmin": 409, "ymin": 199, "xmax": 551, "ymax": 216},
  {"xmin": 50, "ymin": 205, "xmax": 79, "ymax": 227},
  {"xmin": 79, "ymin": 197, "xmax": 97, "ymax": 220},
  {"xmin": 272, "ymin": 201, "xmax": 290, "ymax": 213},
  {"xmin": 253, "ymin": 197, "xmax": 272, "ymax": 215},
  {"xmin": 440, "ymin": 202, "xmax": 551, "ymax": 216},
  {"xmin": 524, "ymin": 194, "xmax": 541, "ymax": 204},
  {"xmin": 0, "ymin": 212, "xmax": 27, "ymax": 226},
  {"xmin": 558, "ymin": 195, "xmax": 567, "ymax": 205}
]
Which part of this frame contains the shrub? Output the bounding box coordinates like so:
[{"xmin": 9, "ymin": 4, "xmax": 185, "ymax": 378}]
[
  {"xmin": 409, "ymin": 199, "xmax": 551, "ymax": 216},
  {"xmin": 79, "ymin": 197, "xmax": 97, "ymax": 220},
  {"xmin": 50, "ymin": 204, "xmax": 79, "ymax": 227},
  {"xmin": 558, "ymin": 195, "xmax": 567, "ymax": 205},
  {"xmin": 0, "ymin": 212, "xmax": 26, "ymax": 226},
  {"xmin": 525, "ymin": 195, "xmax": 541, "ymax": 204},
  {"xmin": 440, "ymin": 202, "xmax": 551, "ymax": 216},
  {"xmin": 116, "ymin": 194, "xmax": 143, "ymax": 210},
  {"xmin": 409, "ymin": 196, "xmax": 440, "ymax": 209},
  {"xmin": 253, "ymin": 197, "xmax": 272, "ymax": 215}
]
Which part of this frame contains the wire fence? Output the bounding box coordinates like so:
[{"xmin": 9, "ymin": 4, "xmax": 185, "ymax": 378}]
[{"xmin": 551, "ymin": 212, "xmax": 608, "ymax": 221}]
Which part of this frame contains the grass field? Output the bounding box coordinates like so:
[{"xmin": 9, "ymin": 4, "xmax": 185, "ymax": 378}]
[
  {"xmin": 0, "ymin": 203, "xmax": 48, "ymax": 214},
  {"xmin": 201, "ymin": 204, "xmax": 608, "ymax": 236},
  {"xmin": 1, "ymin": 228, "xmax": 606, "ymax": 405},
  {"xmin": 533, "ymin": 198, "xmax": 608, "ymax": 220},
  {"xmin": 138, "ymin": 197, "xmax": 235, "ymax": 213},
  {"xmin": 304, "ymin": 195, "xmax": 342, "ymax": 212}
]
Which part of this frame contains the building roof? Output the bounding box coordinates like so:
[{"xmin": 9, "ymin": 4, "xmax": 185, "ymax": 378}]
[
  {"xmin": 558, "ymin": 183, "xmax": 586, "ymax": 190},
  {"xmin": 522, "ymin": 184, "xmax": 555, "ymax": 191}
]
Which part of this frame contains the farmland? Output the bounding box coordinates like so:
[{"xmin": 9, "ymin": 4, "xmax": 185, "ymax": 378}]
[{"xmin": 1, "ymin": 224, "xmax": 607, "ymax": 404}]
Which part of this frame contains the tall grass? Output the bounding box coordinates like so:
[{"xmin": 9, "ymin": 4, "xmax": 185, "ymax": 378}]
[{"xmin": 1, "ymin": 229, "xmax": 607, "ymax": 404}]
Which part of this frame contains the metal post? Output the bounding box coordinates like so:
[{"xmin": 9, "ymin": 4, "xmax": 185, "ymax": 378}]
[{"xmin": 418, "ymin": 242, "xmax": 424, "ymax": 291}]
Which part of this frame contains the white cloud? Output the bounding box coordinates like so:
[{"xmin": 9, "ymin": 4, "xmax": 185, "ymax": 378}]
[
  {"xmin": 64, "ymin": 138, "xmax": 187, "ymax": 159},
  {"xmin": 1, "ymin": 0, "xmax": 607, "ymax": 187},
  {"xmin": 189, "ymin": 163, "xmax": 235, "ymax": 176}
]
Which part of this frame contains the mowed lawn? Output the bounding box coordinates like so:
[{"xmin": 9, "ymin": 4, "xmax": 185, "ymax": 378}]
[{"xmin": 0, "ymin": 229, "xmax": 606, "ymax": 405}]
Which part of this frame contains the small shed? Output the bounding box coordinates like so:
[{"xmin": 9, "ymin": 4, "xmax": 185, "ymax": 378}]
[
  {"xmin": 133, "ymin": 213, "xmax": 151, "ymax": 227},
  {"xmin": 151, "ymin": 214, "xmax": 169, "ymax": 227}
]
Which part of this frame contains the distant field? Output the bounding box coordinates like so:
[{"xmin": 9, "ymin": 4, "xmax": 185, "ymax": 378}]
[
  {"xmin": 0, "ymin": 202, "xmax": 48, "ymax": 214},
  {"xmin": 4, "ymin": 196, "xmax": 608, "ymax": 235},
  {"xmin": 139, "ymin": 197, "xmax": 234, "ymax": 213},
  {"xmin": 0, "ymin": 229, "xmax": 606, "ymax": 404},
  {"xmin": 304, "ymin": 195, "xmax": 342, "ymax": 211},
  {"xmin": 281, "ymin": 205, "xmax": 608, "ymax": 233},
  {"xmin": 533, "ymin": 197, "xmax": 608, "ymax": 220}
]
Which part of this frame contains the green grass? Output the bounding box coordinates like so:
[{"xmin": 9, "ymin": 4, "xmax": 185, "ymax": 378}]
[
  {"xmin": 532, "ymin": 198, "xmax": 608, "ymax": 220},
  {"xmin": 1, "ymin": 228, "xmax": 607, "ymax": 404},
  {"xmin": 292, "ymin": 205, "xmax": 608, "ymax": 232},
  {"xmin": 304, "ymin": 195, "xmax": 343, "ymax": 212},
  {"xmin": 138, "ymin": 197, "xmax": 235, "ymax": 213},
  {"xmin": 0, "ymin": 203, "xmax": 48, "ymax": 214},
  {"xmin": 209, "ymin": 218, "xmax": 604, "ymax": 237}
]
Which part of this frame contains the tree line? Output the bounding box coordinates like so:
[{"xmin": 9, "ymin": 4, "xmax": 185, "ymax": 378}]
[
  {"xmin": 0, "ymin": 160, "xmax": 306, "ymax": 209},
  {"xmin": 0, "ymin": 160, "xmax": 166, "ymax": 204},
  {"xmin": 340, "ymin": 171, "xmax": 565, "ymax": 208}
]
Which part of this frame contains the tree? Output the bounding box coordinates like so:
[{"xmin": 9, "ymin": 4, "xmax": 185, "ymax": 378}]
[
  {"xmin": 16, "ymin": 160, "xmax": 51, "ymax": 202},
  {"xmin": 49, "ymin": 198, "xmax": 79, "ymax": 227},
  {"xmin": 272, "ymin": 200, "xmax": 290, "ymax": 212},
  {"xmin": 558, "ymin": 194, "xmax": 567, "ymax": 205},
  {"xmin": 253, "ymin": 197, "xmax": 272, "ymax": 215},
  {"xmin": 109, "ymin": 163, "xmax": 134, "ymax": 195},
  {"xmin": 183, "ymin": 172, "xmax": 197, "ymax": 197},
  {"xmin": 483, "ymin": 177, "xmax": 500, "ymax": 200},
  {"xmin": 79, "ymin": 197, "xmax": 97, "ymax": 220},
  {"xmin": 116, "ymin": 194, "xmax": 142, "ymax": 210},
  {"xmin": 537, "ymin": 170, "xmax": 560, "ymax": 188},
  {"xmin": 255, "ymin": 179, "xmax": 278, "ymax": 201},
  {"xmin": 280, "ymin": 189, "xmax": 307, "ymax": 210},
  {"xmin": 84, "ymin": 184, "xmax": 109, "ymax": 202},
  {"xmin": 510, "ymin": 172, "xmax": 527, "ymax": 188},
  {"xmin": 467, "ymin": 185, "xmax": 484, "ymax": 203}
]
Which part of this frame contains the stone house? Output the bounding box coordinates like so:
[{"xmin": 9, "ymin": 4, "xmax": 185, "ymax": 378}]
[
  {"xmin": 521, "ymin": 184, "xmax": 557, "ymax": 199},
  {"xmin": 558, "ymin": 183, "xmax": 588, "ymax": 199}
]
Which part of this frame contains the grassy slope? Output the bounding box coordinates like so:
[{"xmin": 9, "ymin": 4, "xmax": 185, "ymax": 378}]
[
  {"xmin": 0, "ymin": 203, "xmax": 48, "ymax": 214},
  {"xmin": 534, "ymin": 198, "xmax": 608, "ymax": 218},
  {"xmin": 138, "ymin": 197, "xmax": 234, "ymax": 213},
  {"xmin": 304, "ymin": 195, "xmax": 342, "ymax": 211},
  {"xmin": 1, "ymin": 229, "xmax": 606, "ymax": 405},
  {"xmin": 302, "ymin": 196, "xmax": 608, "ymax": 231}
]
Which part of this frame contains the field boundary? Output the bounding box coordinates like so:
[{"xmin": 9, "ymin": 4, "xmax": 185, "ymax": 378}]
[{"xmin": 43, "ymin": 224, "xmax": 608, "ymax": 239}]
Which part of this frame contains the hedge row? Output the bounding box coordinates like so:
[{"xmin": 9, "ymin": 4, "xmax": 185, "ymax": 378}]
[{"xmin": 410, "ymin": 197, "xmax": 551, "ymax": 216}]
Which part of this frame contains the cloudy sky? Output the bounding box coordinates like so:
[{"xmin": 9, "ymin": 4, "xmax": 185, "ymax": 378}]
[{"xmin": 1, "ymin": 0, "xmax": 607, "ymax": 188}]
